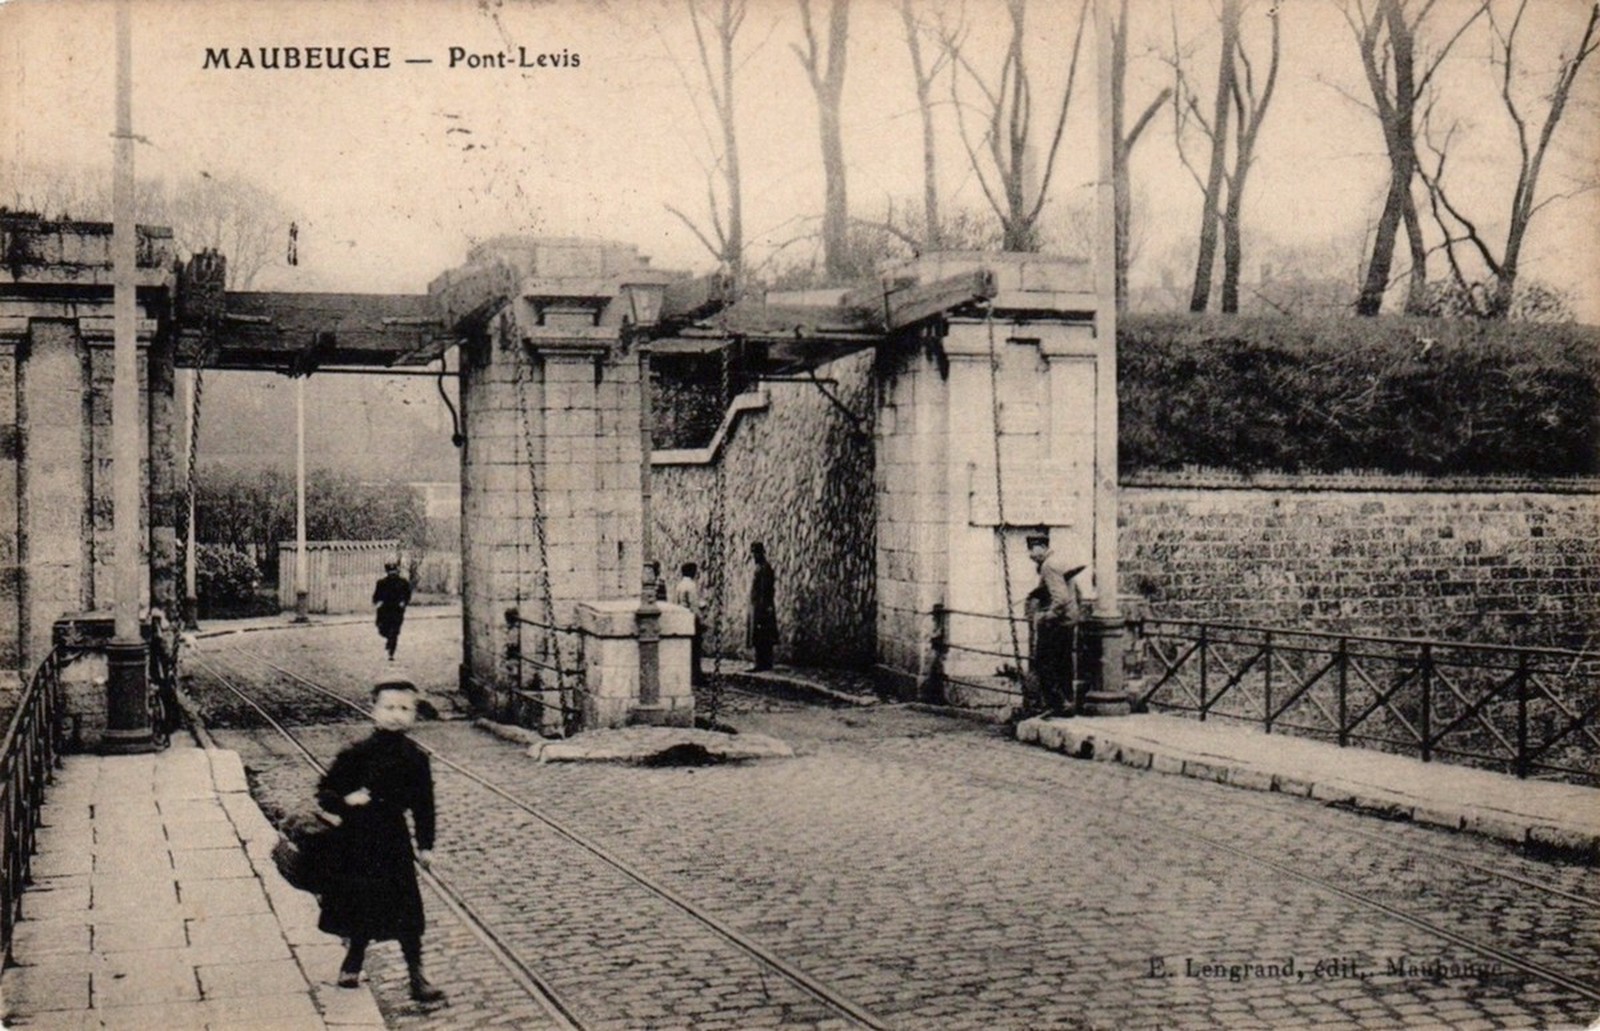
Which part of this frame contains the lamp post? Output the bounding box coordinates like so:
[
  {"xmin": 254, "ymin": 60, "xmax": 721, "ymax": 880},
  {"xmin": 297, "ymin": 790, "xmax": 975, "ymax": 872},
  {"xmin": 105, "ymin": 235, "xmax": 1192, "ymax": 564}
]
[
  {"xmin": 1081, "ymin": 0, "xmax": 1131, "ymax": 716},
  {"xmin": 625, "ymin": 284, "xmax": 666, "ymax": 722},
  {"xmin": 294, "ymin": 374, "xmax": 309, "ymax": 622},
  {"xmin": 104, "ymin": 0, "xmax": 155, "ymax": 753}
]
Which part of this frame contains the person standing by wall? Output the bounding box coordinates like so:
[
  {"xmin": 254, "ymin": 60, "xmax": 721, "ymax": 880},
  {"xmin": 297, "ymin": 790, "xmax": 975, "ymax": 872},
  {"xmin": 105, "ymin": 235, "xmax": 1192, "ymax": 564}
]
[
  {"xmin": 316, "ymin": 678, "xmax": 445, "ymax": 1005},
  {"xmin": 1026, "ymin": 530, "xmax": 1087, "ymax": 717},
  {"xmin": 373, "ymin": 560, "xmax": 412, "ymax": 661},
  {"xmin": 747, "ymin": 542, "xmax": 778, "ymax": 672},
  {"xmin": 672, "ymin": 561, "xmax": 705, "ymax": 685}
]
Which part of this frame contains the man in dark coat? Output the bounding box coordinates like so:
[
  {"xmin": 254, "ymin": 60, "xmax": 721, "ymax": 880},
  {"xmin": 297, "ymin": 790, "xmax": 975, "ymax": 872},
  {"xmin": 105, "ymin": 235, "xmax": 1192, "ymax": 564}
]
[
  {"xmin": 747, "ymin": 542, "xmax": 778, "ymax": 671},
  {"xmin": 317, "ymin": 678, "xmax": 444, "ymax": 1003},
  {"xmin": 373, "ymin": 560, "xmax": 412, "ymax": 661}
]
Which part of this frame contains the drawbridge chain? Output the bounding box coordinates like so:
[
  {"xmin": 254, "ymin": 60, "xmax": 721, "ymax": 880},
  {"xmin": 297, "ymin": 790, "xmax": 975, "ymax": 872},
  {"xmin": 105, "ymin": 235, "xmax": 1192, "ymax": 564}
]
[
  {"xmin": 512, "ymin": 335, "xmax": 574, "ymax": 735},
  {"xmin": 704, "ymin": 343, "xmax": 732, "ymax": 725},
  {"xmin": 985, "ymin": 306, "xmax": 1026, "ymax": 695}
]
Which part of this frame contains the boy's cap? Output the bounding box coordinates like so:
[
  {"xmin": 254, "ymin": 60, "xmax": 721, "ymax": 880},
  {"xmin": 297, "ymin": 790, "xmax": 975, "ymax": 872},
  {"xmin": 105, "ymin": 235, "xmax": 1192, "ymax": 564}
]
[
  {"xmin": 373, "ymin": 677, "xmax": 418, "ymax": 693},
  {"xmin": 385, "ymin": 560, "xmax": 400, "ymax": 571},
  {"xmin": 1024, "ymin": 529, "xmax": 1051, "ymax": 546}
]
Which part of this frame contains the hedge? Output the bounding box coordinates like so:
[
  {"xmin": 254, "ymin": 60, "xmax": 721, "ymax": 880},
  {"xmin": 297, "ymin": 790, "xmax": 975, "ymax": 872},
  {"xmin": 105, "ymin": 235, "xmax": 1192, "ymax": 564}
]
[{"xmin": 1118, "ymin": 314, "xmax": 1600, "ymax": 476}]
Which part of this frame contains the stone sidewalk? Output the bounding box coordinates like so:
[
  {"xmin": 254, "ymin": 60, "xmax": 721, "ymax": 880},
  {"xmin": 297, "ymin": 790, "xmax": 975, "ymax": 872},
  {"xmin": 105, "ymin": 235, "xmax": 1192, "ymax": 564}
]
[
  {"xmin": 0, "ymin": 738, "xmax": 384, "ymax": 1030},
  {"xmin": 1018, "ymin": 712, "xmax": 1600, "ymax": 859}
]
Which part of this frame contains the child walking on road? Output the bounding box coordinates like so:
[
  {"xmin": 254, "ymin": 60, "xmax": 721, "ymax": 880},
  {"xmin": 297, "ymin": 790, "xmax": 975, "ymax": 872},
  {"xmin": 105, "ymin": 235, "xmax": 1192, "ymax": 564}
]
[{"xmin": 317, "ymin": 678, "xmax": 446, "ymax": 1004}]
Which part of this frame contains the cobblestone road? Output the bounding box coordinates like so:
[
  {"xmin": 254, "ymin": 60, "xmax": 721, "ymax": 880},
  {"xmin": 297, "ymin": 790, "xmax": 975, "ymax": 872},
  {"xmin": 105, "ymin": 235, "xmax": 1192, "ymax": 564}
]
[{"xmin": 188, "ymin": 618, "xmax": 1600, "ymax": 1030}]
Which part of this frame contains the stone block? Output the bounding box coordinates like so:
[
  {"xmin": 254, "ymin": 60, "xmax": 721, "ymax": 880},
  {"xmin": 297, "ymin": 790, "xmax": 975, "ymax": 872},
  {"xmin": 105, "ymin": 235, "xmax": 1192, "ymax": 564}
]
[
  {"xmin": 1528, "ymin": 824, "xmax": 1599, "ymax": 859},
  {"xmin": 1118, "ymin": 746, "xmax": 1153, "ymax": 770},
  {"xmin": 1271, "ymin": 774, "xmax": 1314, "ymax": 797},
  {"xmin": 1151, "ymin": 753, "xmax": 1185, "ymax": 775},
  {"xmin": 1304, "ymin": 779, "xmax": 1356, "ymax": 802},
  {"xmin": 1227, "ymin": 768, "xmax": 1274, "ymax": 792},
  {"xmin": 1182, "ymin": 759, "xmax": 1231, "ymax": 783},
  {"xmin": 1411, "ymin": 806, "xmax": 1464, "ymax": 830},
  {"xmin": 1461, "ymin": 810, "xmax": 1527, "ymax": 845}
]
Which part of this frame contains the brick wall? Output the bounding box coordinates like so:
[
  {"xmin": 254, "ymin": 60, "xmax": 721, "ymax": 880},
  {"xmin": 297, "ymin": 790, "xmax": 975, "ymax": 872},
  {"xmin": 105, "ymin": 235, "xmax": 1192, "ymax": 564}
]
[{"xmin": 1120, "ymin": 479, "xmax": 1600, "ymax": 650}]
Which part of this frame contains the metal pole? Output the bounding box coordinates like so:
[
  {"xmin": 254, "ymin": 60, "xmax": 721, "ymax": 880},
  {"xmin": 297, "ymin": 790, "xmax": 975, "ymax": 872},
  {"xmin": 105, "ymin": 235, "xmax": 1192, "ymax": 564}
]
[
  {"xmin": 181, "ymin": 369, "xmax": 198, "ymax": 629},
  {"xmin": 293, "ymin": 375, "xmax": 309, "ymax": 621},
  {"xmin": 104, "ymin": 0, "xmax": 154, "ymax": 753},
  {"xmin": 1081, "ymin": 0, "xmax": 1129, "ymax": 717},
  {"xmin": 635, "ymin": 341, "xmax": 664, "ymax": 720}
]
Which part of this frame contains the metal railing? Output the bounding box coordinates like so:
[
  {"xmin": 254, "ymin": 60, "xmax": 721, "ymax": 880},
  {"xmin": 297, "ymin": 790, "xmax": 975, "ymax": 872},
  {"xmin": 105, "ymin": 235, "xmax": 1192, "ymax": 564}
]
[
  {"xmin": 1138, "ymin": 619, "xmax": 1600, "ymax": 784},
  {"xmin": 927, "ymin": 605, "xmax": 1029, "ymax": 708},
  {"xmin": 1, "ymin": 648, "xmax": 69, "ymax": 961},
  {"xmin": 505, "ymin": 609, "xmax": 588, "ymax": 736}
]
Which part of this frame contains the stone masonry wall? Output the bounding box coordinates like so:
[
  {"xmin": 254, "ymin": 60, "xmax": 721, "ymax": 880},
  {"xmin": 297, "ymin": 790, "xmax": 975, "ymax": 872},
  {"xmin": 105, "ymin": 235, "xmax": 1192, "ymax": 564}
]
[
  {"xmin": 459, "ymin": 322, "xmax": 645, "ymax": 710},
  {"xmin": 1120, "ymin": 481, "xmax": 1600, "ymax": 651},
  {"xmin": 652, "ymin": 350, "xmax": 875, "ymax": 668}
]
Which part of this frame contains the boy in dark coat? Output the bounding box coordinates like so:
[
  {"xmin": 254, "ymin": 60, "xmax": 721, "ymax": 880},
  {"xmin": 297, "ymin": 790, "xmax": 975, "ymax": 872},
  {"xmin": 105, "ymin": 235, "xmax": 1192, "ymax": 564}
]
[
  {"xmin": 317, "ymin": 678, "xmax": 445, "ymax": 1003},
  {"xmin": 373, "ymin": 561, "xmax": 412, "ymax": 661}
]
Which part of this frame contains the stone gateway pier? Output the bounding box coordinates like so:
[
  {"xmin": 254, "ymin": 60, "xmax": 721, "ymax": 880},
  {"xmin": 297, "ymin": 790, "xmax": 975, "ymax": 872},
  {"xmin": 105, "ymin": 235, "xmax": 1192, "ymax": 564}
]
[{"xmin": 431, "ymin": 237, "xmax": 694, "ymax": 731}]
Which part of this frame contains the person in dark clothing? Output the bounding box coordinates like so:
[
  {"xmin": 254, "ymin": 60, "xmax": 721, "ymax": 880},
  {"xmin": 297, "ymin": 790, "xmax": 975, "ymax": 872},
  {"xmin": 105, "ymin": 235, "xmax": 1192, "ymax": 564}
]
[
  {"xmin": 373, "ymin": 561, "xmax": 412, "ymax": 661},
  {"xmin": 1026, "ymin": 531, "xmax": 1087, "ymax": 717},
  {"xmin": 317, "ymin": 678, "xmax": 445, "ymax": 1004},
  {"xmin": 747, "ymin": 542, "xmax": 778, "ymax": 671}
]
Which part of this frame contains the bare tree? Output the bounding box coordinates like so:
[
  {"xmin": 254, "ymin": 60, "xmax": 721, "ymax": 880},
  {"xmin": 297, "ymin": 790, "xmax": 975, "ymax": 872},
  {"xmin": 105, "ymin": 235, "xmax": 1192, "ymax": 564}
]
[
  {"xmin": 1184, "ymin": 0, "xmax": 1237, "ymax": 311},
  {"xmin": 795, "ymin": 0, "xmax": 852, "ymax": 280},
  {"xmin": 1166, "ymin": 0, "xmax": 1279, "ymax": 313},
  {"xmin": 1337, "ymin": 0, "xmax": 1487, "ymax": 316},
  {"xmin": 664, "ymin": 0, "xmax": 751, "ymax": 283},
  {"xmin": 1109, "ymin": 0, "xmax": 1171, "ymax": 311},
  {"xmin": 899, "ymin": 0, "xmax": 952, "ymax": 250},
  {"xmin": 1218, "ymin": 2, "xmax": 1280, "ymax": 313},
  {"xmin": 1418, "ymin": 0, "xmax": 1599, "ymax": 318},
  {"xmin": 167, "ymin": 173, "xmax": 294, "ymax": 289},
  {"xmin": 944, "ymin": 0, "xmax": 1090, "ymax": 252}
]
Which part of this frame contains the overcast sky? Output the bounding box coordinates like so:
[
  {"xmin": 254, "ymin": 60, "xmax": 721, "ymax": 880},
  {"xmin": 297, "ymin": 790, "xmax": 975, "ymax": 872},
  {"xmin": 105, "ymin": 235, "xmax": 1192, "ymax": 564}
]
[{"xmin": 3, "ymin": 0, "xmax": 1597, "ymax": 319}]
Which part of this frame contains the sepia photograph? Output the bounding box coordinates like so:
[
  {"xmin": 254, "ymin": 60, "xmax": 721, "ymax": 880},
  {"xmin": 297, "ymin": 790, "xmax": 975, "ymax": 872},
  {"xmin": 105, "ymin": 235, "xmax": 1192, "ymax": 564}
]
[{"xmin": 0, "ymin": 0, "xmax": 1596, "ymax": 1027}]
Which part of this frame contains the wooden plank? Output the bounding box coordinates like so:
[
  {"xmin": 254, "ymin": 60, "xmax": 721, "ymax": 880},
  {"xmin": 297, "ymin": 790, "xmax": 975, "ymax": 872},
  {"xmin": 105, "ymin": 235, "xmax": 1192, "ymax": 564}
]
[{"xmin": 878, "ymin": 268, "xmax": 997, "ymax": 330}]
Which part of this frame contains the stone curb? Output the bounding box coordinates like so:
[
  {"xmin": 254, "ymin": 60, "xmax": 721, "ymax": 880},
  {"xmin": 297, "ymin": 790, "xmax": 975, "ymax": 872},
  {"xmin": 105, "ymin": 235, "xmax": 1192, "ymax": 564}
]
[{"xmin": 1016, "ymin": 717, "xmax": 1600, "ymax": 863}]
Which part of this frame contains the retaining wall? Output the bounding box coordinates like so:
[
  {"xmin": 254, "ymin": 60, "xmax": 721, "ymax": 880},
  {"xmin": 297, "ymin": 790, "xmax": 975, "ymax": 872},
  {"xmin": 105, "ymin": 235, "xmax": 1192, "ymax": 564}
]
[{"xmin": 1120, "ymin": 475, "xmax": 1600, "ymax": 650}]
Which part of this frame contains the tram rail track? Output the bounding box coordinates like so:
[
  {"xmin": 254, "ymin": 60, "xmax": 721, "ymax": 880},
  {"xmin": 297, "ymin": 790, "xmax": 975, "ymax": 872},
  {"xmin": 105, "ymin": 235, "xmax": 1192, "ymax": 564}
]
[
  {"xmin": 186, "ymin": 645, "xmax": 895, "ymax": 1031},
  {"xmin": 184, "ymin": 634, "xmax": 1599, "ymax": 1025}
]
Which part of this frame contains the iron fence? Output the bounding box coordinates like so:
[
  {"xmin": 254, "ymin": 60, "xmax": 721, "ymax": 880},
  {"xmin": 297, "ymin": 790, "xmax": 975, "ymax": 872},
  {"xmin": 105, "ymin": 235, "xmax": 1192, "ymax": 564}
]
[
  {"xmin": 505, "ymin": 609, "xmax": 588, "ymax": 736},
  {"xmin": 1139, "ymin": 619, "xmax": 1600, "ymax": 784},
  {"xmin": 927, "ymin": 605, "xmax": 1029, "ymax": 708},
  {"xmin": 1, "ymin": 647, "xmax": 69, "ymax": 961}
]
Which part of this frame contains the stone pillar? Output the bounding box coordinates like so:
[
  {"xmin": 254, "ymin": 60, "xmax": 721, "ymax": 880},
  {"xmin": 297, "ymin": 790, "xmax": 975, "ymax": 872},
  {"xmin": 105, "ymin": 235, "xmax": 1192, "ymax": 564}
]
[
  {"xmin": 874, "ymin": 328, "xmax": 950, "ymax": 698},
  {"xmin": 437, "ymin": 237, "xmax": 686, "ymax": 731},
  {"xmin": 874, "ymin": 252, "xmax": 1114, "ymax": 712}
]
